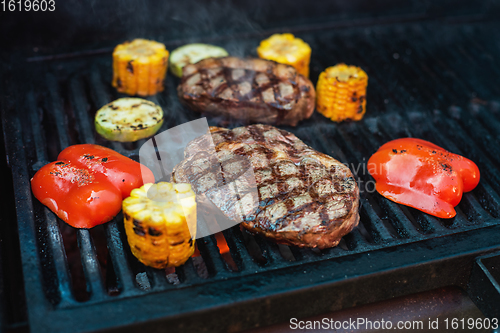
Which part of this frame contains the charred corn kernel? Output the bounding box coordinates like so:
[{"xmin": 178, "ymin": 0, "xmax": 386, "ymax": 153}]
[
  {"xmin": 123, "ymin": 182, "xmax": 196, "ymax": 269},
  {"xmin": 112, "ymin": 39, "xmax": 169, "ymax": 97},
  {"xmin": 257, "ymin": 33, "xmax": 311, "ymax": 77},
  {"xmin": 316, "ymin": 64, "xmax": 368, "ymax": 122}
]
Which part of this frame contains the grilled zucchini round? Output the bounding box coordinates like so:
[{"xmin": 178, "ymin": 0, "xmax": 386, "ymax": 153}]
[
  {"xmin": 95, "ymin": 98, "xmax": 164, "ymax": 142},
  {"xmin": 169, "ymin": 43, "xmax": 228, "ymax": 77}
]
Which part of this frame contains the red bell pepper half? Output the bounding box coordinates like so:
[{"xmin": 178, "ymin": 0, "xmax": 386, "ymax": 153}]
[
  {"xmin": 57, "ymin": 144, "xmax": 155, "ymax": 198},
  {"xmin": 368, "ymin": 138, "xmax": 480, "ymax": 218},
  {"xmin": 31, "ymin": 144, "xmax": 155, "ymax": 228}
]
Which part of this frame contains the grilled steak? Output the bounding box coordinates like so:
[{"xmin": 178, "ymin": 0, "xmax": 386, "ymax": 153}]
[
  {"xmin": 177, "ymin": 57, "xmax": 316, "ymax": 126},
  {"xmin": 172, "ymin": 124, "xmax": 359, "ymax": 249}
]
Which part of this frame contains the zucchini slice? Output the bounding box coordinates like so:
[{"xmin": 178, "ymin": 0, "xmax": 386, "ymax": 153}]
[
  {"xmin": 95, "ymin": 98, "xmax": 164, "ymax": 142},
  {"xmin": 169, "ymin": 43, "xmax": 228, "ymax": 77}
]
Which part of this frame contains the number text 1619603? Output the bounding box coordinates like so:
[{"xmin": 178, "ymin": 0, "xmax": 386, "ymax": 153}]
[{"xmin": 1, "ymin": 0, "xmax": 55, "ymax": 11}]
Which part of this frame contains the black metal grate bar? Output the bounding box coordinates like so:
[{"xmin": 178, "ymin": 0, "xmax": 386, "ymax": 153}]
[
  {"xmin": 200, "ymin": 235, "xmax": 231, "ymax": 277},
  {"xmin": 69, "ymin": 78, "xmax": 96, "ymax": 145},
  {"xmin": 358, "ymin": 201, "xmax": 394, "ymax": 242},
  {"xmin": 144, "ymin": 267, "xmax": 170, "ymax": 291},
  {"xmin": 337, "ymin": 125, "xmax": 422, "ymax": 238},
  {"xmin": 310, "ymin": 126, "xmax": 394, "ymax": 243},
  {"xmin": 225, "ymin": 227, "xmax": 262, "ymax": 272},
  {"xmin": 88, "ymin": 66, "xmax": 125, "ymax": 155},
  {"xmin": 27, "ymin": 91, "xmax": 49, "ymax": 168},
  {"xmin": 104, "ymin": 221, "xmax": 138, "ymax": 295},
  {"xmin": 177, "ymin": 259, "xmax": 203, "ymax": 284},
  {"xmin": 77, "ymin": 230, "xmax": 106, "ymax": 301},
  {"xmin": 464, "ymin": 33, "xmax": 500, "ymax": 91},
  {"xmin": 343, "ymin": 228, "xmax": 366, "ymax": 250},
  {"xmin": 46, "ymin": 74, "xmax": 70, "ymax": 150},
  {"xmin": 44, "ymin": 210, "xmax": 76, "ymax": 306}
]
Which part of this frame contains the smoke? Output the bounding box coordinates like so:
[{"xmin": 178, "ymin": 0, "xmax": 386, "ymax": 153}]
[
  {"xmin": 84, "ymin": 0, "xmax": 264, "ymax": 44},
  {"xmin": 9, "ymin": 0, "xmax": 268, "ymax": 52}
]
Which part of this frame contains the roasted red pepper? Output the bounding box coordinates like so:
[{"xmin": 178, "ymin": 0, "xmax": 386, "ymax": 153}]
[
  {"xmin": 31, "ymin": 162, "xmax": 122, "ymax": 228},
  {"xmin": 57, "ymin": 144, "xmax": 154, "ymax": 198},
  {"xmin": 368, "ymin": 138, "xmax": 480, "ymax": 218},
  {"xmin": 31, "ymin": 144, "xmax": 155, "ymax": 228}
]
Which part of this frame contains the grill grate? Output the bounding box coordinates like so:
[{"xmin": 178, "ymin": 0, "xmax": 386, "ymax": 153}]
[{"xmin": 2, "ymin": 18, "xmax": 500, "ymax": 333}]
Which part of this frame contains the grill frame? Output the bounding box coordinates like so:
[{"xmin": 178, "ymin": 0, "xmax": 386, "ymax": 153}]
[{"xmin": 2, "ymin": 12, "xmax": 500, "ymax": 333}]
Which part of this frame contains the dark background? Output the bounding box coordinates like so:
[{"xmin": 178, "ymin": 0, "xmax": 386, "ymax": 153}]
[{"xmin": 2, "ymin": 0, "xmax": 499, "ymax": 53}]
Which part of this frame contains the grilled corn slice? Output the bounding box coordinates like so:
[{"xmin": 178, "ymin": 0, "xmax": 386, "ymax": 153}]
[
  {"xmin": 112, "ymin": 39, "xmax": 169, "ymax": 96},
  {"xmin": 123, "ymin": 182, "xmax": 196, "ymax": 269},
  {"xmin": 257, "ymin": 33, "xmax": 311, "ymax": 77},
  {"xmin": 316, "ymin": 64, "xmax": 368, "ymax": 122}
]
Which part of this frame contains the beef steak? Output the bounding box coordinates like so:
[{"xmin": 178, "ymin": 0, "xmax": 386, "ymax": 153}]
[
  {"xmin": 172, "ymin": 124, "xmax": 359, "ymax": 249},
  {"xmin": 177, "ymin": 57, "xmax": 316, "ymax": 126}
]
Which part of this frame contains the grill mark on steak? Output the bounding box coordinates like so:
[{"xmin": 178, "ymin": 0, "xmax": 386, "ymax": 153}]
[
  {"xmin": 177, "ymin": 57, "xmax": 315, "ymax": 126},
  {"xmin": 172, "ymin": 124, "xmax": 360, "ymax": 249},
  {"xmin": 184, "ymin": 152, "xmax": 255, "ymax": 194},
  {"xmin": 203, "ymin": 66, "xmax": 291, "ymax": 105}
]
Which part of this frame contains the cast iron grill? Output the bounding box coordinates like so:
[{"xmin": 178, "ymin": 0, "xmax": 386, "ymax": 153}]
[{"xmin": 2, "ymin": 17, "xmax": 500, "ymax": 333}]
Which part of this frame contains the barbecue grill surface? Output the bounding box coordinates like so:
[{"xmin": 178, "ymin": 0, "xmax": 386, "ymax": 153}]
[{"xmin": 2, "ymin": 2, "xmax": 500, "ymax": 332}]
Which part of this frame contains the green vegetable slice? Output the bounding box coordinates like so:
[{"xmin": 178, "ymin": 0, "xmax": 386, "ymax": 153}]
[
  {"xmin": 169, "ymin": 43, "xmax": 229, "ymax": 77},
  {"xmin": 95, "ymin": 98, "xmax": 164, "ymax": 142}
]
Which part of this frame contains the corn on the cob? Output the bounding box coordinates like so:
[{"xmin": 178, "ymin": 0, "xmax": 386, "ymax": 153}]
[
  {"xmin": 316, "ymin": 64, "xmax": 368, "ymax": 122},
  {"xmin": 123, "ymin": 182, "xmax": 196, "ymax": 269},
  {"xmin": 256, "ymin": 33, "xmax": 311, "ymax": 77},
  {"xmin": 112, "ymin": 39, "xmax": 169, "ymax": 97}
]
